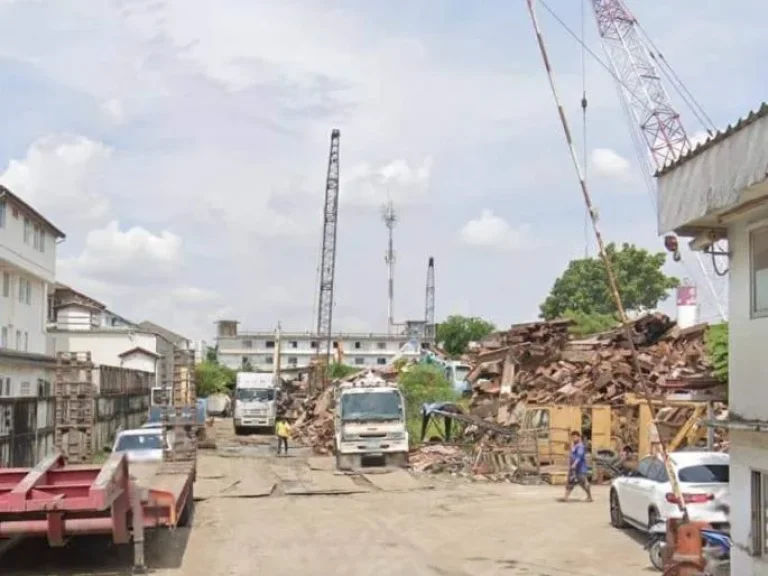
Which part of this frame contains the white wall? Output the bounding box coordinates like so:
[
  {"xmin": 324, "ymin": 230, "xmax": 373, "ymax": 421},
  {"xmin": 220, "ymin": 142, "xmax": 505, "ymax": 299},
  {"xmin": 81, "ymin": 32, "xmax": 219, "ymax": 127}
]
[
  {"xmin": 56, "ymin": 306, "xmax": 96, "ymax": 331},
  {"xmin": 0, "ymin": 200, "xmax": 57, "ymax": 283},
  {"xmin": 119, "ymin": 351, "xmax": 157, "ymax": 373},
  {"xmin": 0, "ymin": 271, "xmax": 48, "ymax": 355},
  {"xmin": 728, "ymin": 214, "xmax": 768, "ymax": 420},
  {"xmin": 0, "ymin": 362, "xmax": 53, "ymax": 398},
  {"xmin": 52, "ymin": 331, "xmax": 158, "ymax": 373}
]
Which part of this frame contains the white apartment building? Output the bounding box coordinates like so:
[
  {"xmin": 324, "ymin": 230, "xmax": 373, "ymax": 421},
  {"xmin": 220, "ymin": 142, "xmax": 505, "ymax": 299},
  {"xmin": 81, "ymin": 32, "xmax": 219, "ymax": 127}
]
[
  {"xmin": 0, "ymin": 186, "xmax": 65, "ymax": 397},
  {"xmin": 215, "ymin": 320, "xmax": 421, "ymax": 371},
  {"xmin": 49, "ymin": 284, "xmax": 161, "ymax": 377},
  {"xmin": 656, "ymin": 103, "xmax": 768, "ymax": 574}
]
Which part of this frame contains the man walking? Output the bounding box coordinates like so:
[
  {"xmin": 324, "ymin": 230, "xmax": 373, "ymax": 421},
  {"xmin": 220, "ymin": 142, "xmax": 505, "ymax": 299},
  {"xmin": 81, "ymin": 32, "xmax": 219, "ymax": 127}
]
[
  {"xmin": 275, "ymin": 415, "xmax": 291, "ymax": 456},
  {"xmin": 562, "ymin": 430, "xmax": 593, "ymax": 502}
]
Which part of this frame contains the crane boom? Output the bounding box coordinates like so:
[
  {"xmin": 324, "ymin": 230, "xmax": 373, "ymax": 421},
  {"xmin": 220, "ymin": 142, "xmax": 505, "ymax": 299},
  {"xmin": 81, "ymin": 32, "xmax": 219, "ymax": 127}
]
[
  {"xmin": 591, "ymin": 0, "xmax": 691, "ymax": 170},
  {"xmin": 316, "ymin": 129, "xmax": 341, "ymax": 367}
]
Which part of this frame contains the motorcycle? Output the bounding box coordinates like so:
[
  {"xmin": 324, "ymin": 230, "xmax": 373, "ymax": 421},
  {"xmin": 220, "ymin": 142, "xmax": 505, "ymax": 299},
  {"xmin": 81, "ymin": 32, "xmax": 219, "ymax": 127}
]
[{"xmin": 645, "ymin": 522, "xmax": 731, "ymax": 574}]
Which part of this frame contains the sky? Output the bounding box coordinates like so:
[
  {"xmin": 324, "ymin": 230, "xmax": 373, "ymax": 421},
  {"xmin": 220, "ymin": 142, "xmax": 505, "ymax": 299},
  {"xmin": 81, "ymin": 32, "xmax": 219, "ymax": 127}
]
[{"xmin": 0, "ymin": 0, "xmax": 764, "ymax": 342}]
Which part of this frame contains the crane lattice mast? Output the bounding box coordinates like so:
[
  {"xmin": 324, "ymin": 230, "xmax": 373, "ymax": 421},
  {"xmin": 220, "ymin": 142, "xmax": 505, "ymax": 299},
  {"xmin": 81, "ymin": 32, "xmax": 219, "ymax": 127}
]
[
  {"xmin": 424, "ymin": 257, "xmax": 435, "ymax": 343},
  {"xmin": 316, "ymin": 129, "xmax": 341, "ymax": 366},
  {"xmin": 382, "ymin": 200, "xmax": 397, "ymax": 334},
  {"xmin": 591, "ymin": 0, "xmax": 691, "ymax": 171}
]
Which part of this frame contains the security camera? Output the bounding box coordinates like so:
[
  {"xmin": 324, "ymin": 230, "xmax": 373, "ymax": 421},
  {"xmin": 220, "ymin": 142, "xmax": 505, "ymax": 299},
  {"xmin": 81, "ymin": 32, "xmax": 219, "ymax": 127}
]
[{"xmin": 663, "ymin": 235, "xmax": 681, "ymax": 262}]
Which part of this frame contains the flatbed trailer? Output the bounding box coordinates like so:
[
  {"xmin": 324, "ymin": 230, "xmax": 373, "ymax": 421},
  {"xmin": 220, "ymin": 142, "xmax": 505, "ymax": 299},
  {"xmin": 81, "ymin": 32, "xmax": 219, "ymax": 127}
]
[{"xmin": 0, "ymin": 451, "xmax": 195, "ymax": 570}]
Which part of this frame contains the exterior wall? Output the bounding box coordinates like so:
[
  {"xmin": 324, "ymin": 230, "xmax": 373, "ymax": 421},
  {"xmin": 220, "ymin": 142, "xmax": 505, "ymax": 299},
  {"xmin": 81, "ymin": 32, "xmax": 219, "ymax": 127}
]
[
  {"xmin": 729, "ymin": 430, "xmax": 768, "ymax": 575},
  {"xmin": 0, "ymin": 361, "xmax": 52, "ymax": 398},
  {"xmin": 0, "ymin": 198, "xmax": 57, "ymax": 283},
  {"xmin": 119, "ymin": 351, "xmax": 157, "ymax": 374},
  {"xmin": 52, "ymin": 331, "xmax": 158, "ymax": 373},
  {"xmin": 56, "ymin": 305, "xmax": 98, "ymax": 331},
  {"xmin": 217, "ymin": 332, "xmax": 414, "ymax": 371},
  {"xmin": 0, "ymin": 395, "xmax": 55, "ymax": 467},
  {"xmin": 0, "ymin": 271, "xmax": 49, "ymax": 355}
]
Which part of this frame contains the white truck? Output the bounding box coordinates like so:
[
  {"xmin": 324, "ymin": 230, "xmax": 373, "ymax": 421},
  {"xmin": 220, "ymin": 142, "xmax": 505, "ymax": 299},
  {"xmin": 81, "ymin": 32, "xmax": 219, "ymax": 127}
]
[
  {"xmin": 233, "ymin": 372, "xmax": 278, "ymax": 435},
  {"xmin": 333, "ymin": 371, "xmax": 409, "ymax": 470}
]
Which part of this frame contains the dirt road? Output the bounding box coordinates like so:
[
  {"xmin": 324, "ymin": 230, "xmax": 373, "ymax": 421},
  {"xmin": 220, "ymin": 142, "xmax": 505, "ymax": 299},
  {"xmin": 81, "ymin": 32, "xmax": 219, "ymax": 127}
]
[{"xmin": 2, "ymin": 423, "xmax": 652, "ymax": 576}]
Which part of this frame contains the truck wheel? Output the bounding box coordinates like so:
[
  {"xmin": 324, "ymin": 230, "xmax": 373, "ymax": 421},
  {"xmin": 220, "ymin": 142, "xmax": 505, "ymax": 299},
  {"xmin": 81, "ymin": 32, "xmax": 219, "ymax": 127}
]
[{"xmin": 234, "ymin": 426, "xmax": 242, "ymax": 436}]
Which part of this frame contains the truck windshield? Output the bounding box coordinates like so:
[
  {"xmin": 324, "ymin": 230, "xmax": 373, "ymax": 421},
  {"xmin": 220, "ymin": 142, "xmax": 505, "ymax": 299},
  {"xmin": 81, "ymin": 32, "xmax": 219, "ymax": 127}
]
[
  {"xmin": 236, "ymin": 388, "xmax": 275, "ymax": 402},
  {"xmin": 341, "ymin": 391, "xmax": 402, "ymax": 422},
  {"xmin": 115, "ymin": 434, "xmax": 164, "ymax": 451}
]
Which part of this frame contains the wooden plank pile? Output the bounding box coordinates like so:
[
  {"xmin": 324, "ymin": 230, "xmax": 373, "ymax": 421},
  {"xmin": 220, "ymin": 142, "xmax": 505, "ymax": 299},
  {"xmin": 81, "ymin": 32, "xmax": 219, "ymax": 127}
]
[{"xmin": 466, "ymin": 313, "xmax": 721, "ymax": 419}]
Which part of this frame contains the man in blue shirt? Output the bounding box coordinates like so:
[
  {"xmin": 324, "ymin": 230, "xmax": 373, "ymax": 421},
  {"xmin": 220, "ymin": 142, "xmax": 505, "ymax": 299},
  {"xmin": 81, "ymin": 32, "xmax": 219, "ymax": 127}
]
[{"xmin": 563, "ymin": 430, "xmax": 593, "ymax": 502}]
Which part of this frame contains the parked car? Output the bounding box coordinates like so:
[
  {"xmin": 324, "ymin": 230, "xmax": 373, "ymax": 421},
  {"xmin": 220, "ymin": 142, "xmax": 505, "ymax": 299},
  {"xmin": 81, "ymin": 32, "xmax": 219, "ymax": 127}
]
[
  {"xmin": 609, "ymin": 451, "xmax": 730, "ymax": 532},
  {"xmin": 112, "ymin": 428, "xmax": 170, "ymax": 463}
]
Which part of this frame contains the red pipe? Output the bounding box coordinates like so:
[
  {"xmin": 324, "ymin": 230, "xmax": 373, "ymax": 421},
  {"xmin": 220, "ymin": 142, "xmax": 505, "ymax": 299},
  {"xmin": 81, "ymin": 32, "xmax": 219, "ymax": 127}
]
[{"xmin": 0, "ymin": 517, "xmax": 114, "ymax": 537}]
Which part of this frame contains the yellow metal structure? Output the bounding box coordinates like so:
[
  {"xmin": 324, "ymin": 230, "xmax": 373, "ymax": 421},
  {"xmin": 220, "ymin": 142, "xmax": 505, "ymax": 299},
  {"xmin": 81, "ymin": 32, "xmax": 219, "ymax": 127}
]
[{"xmin": 624, "ymin": 394, "xmax": 710, "ymax": 456}]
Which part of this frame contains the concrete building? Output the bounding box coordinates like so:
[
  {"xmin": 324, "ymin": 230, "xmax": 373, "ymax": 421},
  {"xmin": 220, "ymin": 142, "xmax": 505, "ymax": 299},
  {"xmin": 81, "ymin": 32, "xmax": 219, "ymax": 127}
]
[
  {"xmin": 215, "ymin": 320, "xmax": 421, "ymax": 371},
  {"xmin": 138, "ymin": 321, "xmax": 191, "ymax": 386},
  {"xmin": 656, "ymin": 103, "xmax": 768, "ymax": 574},
  {"xmin": 0, "ymin": 186, "xmax": 65, "ymax": 398},
  {"xmin": 49, "ymin": 285, "xmax": 161, "ymax": 376}
]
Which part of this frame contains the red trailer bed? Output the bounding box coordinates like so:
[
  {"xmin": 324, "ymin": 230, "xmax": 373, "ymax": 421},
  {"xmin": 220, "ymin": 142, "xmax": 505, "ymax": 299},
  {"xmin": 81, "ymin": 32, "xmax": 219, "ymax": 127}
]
[{"xmin": 0, "ymin": 451, "xmax": 195, "ymax": 568}]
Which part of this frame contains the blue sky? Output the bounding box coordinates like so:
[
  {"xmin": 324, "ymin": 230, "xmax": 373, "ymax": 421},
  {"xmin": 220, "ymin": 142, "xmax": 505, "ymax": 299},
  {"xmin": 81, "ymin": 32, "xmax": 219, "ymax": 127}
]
[{"xmin": 0, "ymin": 0, "xmax": 763, "ymax": 340}]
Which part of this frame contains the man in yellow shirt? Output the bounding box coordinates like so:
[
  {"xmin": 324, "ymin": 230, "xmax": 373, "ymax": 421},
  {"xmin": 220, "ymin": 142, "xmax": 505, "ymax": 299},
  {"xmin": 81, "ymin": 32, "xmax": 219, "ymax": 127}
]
[{"xmin": 275, "ymin": 416, "xmax": 291, "ymax": 456}]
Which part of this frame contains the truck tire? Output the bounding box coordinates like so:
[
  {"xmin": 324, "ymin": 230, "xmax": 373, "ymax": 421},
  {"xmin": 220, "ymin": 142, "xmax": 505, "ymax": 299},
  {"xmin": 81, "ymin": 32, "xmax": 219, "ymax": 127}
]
[{"xmin": 234, "ymin": 426, "xmax": 242, "ymax": 436}]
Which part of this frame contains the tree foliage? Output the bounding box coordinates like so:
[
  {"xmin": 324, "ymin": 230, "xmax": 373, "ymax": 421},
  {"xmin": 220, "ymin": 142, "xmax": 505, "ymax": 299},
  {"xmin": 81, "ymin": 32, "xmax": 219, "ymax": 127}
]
[
  {"xmin": 705, "ymin": 322, "xmax": 729, "ymax": 383},
  {"xmin": 205, "ymin": 346, "xmax": 218, "ymax": 363},
  {"xmin": 195, "ymin": 361, "xmax": 236, "ymax": 397},
  {"xmin": 564, "ymin": 310, "xmax": 618, "ymax": 338},
  {"xmin": 436, "ymin": 315, "xmax": 496, "ymax": 357},
  {"xmin": 539, "ymin": 243, "xmax": 679, "ymax": 320},
  {"xmin": 327, "ymin": 362, "xmax": 361, "ymax": 380}
]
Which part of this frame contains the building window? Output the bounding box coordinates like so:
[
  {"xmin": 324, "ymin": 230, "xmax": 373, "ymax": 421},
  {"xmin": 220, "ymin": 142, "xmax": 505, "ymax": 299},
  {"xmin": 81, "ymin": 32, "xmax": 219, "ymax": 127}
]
[
  {"xmin": 2, "ymin": 272, "xmax": 8, "ymax": 297},
  {"xmin": 310, "ymin": 341, "xmax": 318, "ymax": 349},
  {"xmin": 288, "ymin": 357, "xmax": 298, "ymax": 366},
  {"xmin": 0, "ymin": 375, "xmax": 3, "ymax": 397},
  {"xmin": 25, "ymin": 279, "xmax": 31, "ymax": 304},
  {"xmin": 15, "ymin": 330, "xmax": 20, "ymax": 350},
  {"xmin": 243, "ymin": 339, "xmax": 253, "ymax": 348},
  {"xmin": 290, "ymin": 341, "xmax": 298, "ymax": 349},
  {"xmin": 23, "ymin": 217, "xmax": 31, "ymax": 244},
  {"xmin": 18, "ymin": 278, "xmax": 23, "ymax": 302},
  {"xmin": 265, "ymin": 341, "xmax": 275, "ymax": 349},
  {"xmin": 751, "ymin": 470, "xmax": 768, "ymax": 555},
  {"xmin": 39, "ymin": 229, "xmax": 45, "ymax": 253},
  {"xmin": 354, "ymin": 357, "xmax": 364, "ymax": 365},
  {"xmin": 265, "ymin": 356, "xmax": 273, "ymax": 364},
  {"xmin": 3, "ymin": 378, "xmax": 9, "ymax": 396},
  {"xmin": 752, "ymin": 226, "xmax": 768, "ymax": 316},
  {"xmin": 354, "ymin": 341, "xmax": 362, "ymax": 349},
  {"xmin": 332, "ymin": 341, "xmax": 339, "ymax": 349},
  {"xmin": 377, "ymin": 357, "xmax": 387, "ymax": 365},
  {"xmin": 23, "ymin": 331, "xmax": 28, "ymax": 352},
  {"xmin": 48, "ymin": 293, "xmax": 55, "ymax": 322},
  {"xmin": 1, "ymin": 327, "xmax": 6, "ymax": 348},
  {"xmin": 32, "ymin": 225, "xmax": 39, "ymax": 250},
  {"xmin": 377, "ymin": 342, "xmax": 386, "ymax": 350},
  {"xmin": 0, "ymin": 200, "xmax": 5, "ymax": 228},
  {"xmin": 19, "ymin": 381, "xmax": 30, "ymax": 396}
]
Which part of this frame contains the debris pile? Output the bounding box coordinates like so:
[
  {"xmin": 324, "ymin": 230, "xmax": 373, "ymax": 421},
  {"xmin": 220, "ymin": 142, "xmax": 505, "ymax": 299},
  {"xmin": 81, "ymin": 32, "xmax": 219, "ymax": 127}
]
[
  {"xmin": 409, "ymin": 445, "xmax": 469, "ymax": 475},
  {"xmin": 292, "ymin": 385, "xmax": 335, "ymax": 453},
  {"xmin": 467, "ymin": 314, "xmax": 722, "ymax": 422}
]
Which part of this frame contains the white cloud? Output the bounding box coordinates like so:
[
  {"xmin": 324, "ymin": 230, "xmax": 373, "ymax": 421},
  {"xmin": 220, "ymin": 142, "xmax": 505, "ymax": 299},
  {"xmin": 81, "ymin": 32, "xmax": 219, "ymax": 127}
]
[
  {"xmin": 172, "ymin": 286, "xmax": 218, "ymax": 304},
  {"xmin": 341, "ymin": 157, "xmax": 432, "ymax": 207},
  {"xmin": 0, "ymin": 134, "xmax": 112, "ymax": 229},
  {"xmin": 591, "ymin": 148, "xmax": 632, "ymax": 180},
  {"xmin": 101, "ymin": 99, "xmax": 125, "ymax": 123},
  {"xmin": 59, "ymin": 220, "xmax": 183, "ymax": 285},
  {"xmin": 460, "ymin": 210, "xmax": 530, "ymax": 252}
]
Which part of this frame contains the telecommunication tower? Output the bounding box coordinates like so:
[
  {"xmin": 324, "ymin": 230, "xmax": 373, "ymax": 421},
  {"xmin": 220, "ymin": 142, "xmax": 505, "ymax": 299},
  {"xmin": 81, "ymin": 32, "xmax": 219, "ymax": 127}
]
[
  {"xmin": 316, "ymin": 129, "xmax": 341, "ymax": 366},
  {"xmin": 424, "ymin": 257, "xmax": 435, "ymax": 343},
  {"xmin": 382, "ymin": 200, "xmax": 397, "ymax": 333}
]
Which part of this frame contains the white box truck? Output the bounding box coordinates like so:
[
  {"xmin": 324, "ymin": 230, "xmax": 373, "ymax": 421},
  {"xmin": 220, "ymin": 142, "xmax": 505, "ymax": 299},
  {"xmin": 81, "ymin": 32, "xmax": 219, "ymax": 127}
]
[
  {"xmin": 333, "ymin": 371, "xmax": 409, "ymax": 470},
  {"xmin": 233, "ymin": 372, "xmax": 278, "ymax": 435}
]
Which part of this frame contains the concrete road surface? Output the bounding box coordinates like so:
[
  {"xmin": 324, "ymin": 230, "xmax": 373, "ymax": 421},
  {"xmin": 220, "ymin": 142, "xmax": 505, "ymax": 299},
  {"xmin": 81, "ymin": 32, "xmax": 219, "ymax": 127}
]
[{"xmin": 1, "ymin": 424, "xmax": 652, "ymax": 576}]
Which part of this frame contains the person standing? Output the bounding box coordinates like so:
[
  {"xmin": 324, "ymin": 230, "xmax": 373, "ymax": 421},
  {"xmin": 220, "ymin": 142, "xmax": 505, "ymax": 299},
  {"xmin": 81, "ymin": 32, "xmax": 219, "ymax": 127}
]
[
  {"xmin": 275, "ymin": 416, "xmax": 291, "ymax": 456},
  {"xmin": 563, "ymin": 430, "xmax": 593, "ymax": 502}
]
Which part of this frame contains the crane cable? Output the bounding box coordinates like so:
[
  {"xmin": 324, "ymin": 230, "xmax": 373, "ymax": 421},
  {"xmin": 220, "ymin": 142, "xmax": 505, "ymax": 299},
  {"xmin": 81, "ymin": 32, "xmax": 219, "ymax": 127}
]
[
  {"xmin": 525, "ymin": 0, "xmax": 689, "ymax": 521},
  {"xmin": 580, "ymin": 0, "xmax": 589, "ymax": 259}
]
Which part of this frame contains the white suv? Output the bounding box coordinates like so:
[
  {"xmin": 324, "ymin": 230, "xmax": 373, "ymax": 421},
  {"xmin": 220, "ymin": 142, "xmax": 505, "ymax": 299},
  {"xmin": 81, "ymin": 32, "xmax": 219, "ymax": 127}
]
[{"xmin": 609, "ymin": 451, "xmax": 730, "ymax": 532}]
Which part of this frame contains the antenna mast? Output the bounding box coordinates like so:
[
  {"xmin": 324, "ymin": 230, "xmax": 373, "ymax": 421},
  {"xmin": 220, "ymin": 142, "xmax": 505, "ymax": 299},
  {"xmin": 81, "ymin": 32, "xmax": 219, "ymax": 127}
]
[
  {"xmin": 424, "ymin": 256, "xmax": 435, "ymax": 343},
  {"xmin": 316, "ymin": 129, "xmax": 341, "ymax": 367},
  {"xmin": 382, "ymin": 200, "xmax": 397, "ymax": 334}
]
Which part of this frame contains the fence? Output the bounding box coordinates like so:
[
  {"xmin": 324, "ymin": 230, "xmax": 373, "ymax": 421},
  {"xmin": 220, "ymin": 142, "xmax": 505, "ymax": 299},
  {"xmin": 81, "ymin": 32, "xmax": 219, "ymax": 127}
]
[{"xmin": 0, "ymin": 361, "xmax": 152, "ymax": 467}]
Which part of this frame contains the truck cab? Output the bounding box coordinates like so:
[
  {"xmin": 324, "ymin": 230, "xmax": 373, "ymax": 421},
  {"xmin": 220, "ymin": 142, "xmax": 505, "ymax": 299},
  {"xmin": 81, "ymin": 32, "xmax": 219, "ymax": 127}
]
[
  {"xmin": 333, "ymin": 371, "xmax": 408, "ymax": 470},
  {"xmin": 233, "ymin": 372, "xmax": 278, "ymax": 435}
]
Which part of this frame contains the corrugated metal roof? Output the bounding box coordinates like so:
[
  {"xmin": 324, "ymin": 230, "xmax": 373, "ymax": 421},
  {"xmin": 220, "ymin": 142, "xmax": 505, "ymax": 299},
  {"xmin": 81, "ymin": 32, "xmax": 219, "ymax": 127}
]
[{"xmin": 656, "ymin": 102, "xmax": 768, "ymax": 177}]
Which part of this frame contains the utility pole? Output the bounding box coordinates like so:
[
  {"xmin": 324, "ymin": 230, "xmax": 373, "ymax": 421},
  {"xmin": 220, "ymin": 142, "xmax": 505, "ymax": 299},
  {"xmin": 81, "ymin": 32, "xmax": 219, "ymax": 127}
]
[
  {"xmin": 424, "ymin": 257, "xmax": 435, "ymax": 343},
  {"xmin": 382, "ymin": 200, "xmax": 397, "ymax": 334}
]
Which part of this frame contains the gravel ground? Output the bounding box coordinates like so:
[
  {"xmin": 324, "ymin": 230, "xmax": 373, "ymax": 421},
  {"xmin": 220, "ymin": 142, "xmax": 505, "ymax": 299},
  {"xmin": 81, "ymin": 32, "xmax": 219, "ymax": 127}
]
[{"xmin": 1, "ymin": 422, "xmax": 653, "ymax": 575}]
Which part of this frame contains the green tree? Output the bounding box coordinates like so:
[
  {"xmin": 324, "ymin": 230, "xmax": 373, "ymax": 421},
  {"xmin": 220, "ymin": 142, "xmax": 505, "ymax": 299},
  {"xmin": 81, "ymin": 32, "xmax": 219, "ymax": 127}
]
[
  {"xmin": 327, "ymin": 362, "xmax": 360, "ymax": 380},
  {"xmin": 398, "ymin": 365, "xmax": 457, "ymax": 443},
  {"xmin": 705, "ymin": 322, "xmax": 728, "ymax": 383},
  {"xmin": 564, "ymin": 310, "xmax": 618, "ymax": 338},
  {"xmin": 436, "ymin": 315, "xmax": 496, "ymax": 357},
  {"xmin": 195, "ymin": 361, "xmax": 236, "ymax": 396},
  {"xmin": 205, "ymin": 346, "xmax": 218, "ymax": 363},
  {"xmin": 539, "ymin": 243, "xmax": 679, "ymax": 319}
]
